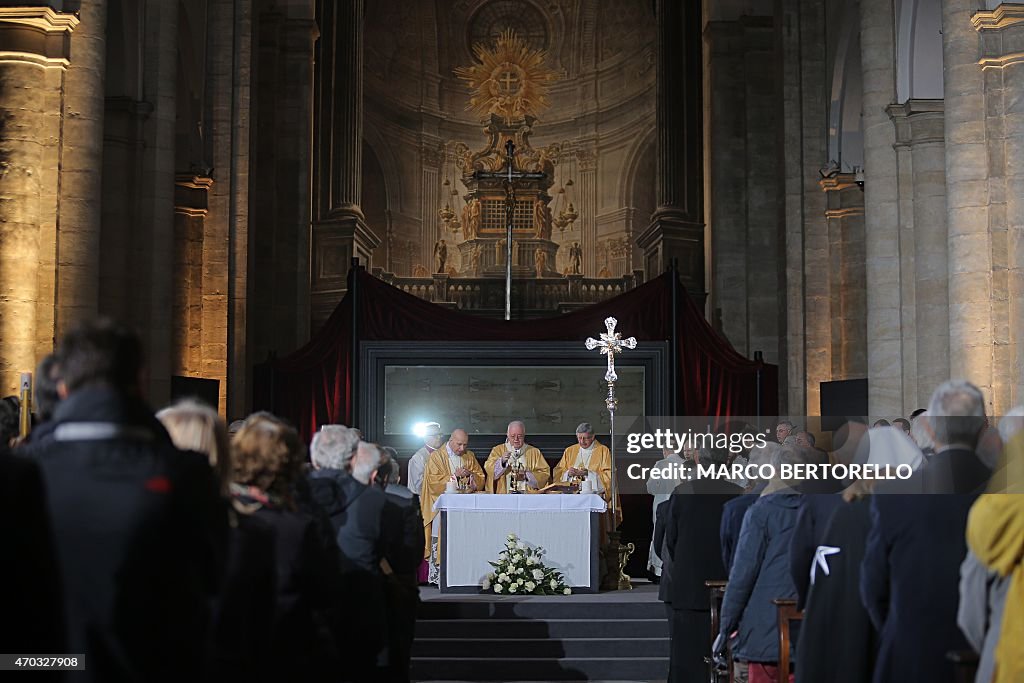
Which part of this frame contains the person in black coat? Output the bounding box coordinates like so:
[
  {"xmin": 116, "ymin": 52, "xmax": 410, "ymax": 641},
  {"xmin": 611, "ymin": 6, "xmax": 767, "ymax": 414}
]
[
  {"xmin": 23, "ymin": 319, "xmax": 228, "ymax": 683},
  {"xmin": 795, "ymin": 427, "xmax": 923, "ymax": 683},
  {"xmin": 377, "ymin": 448, "xmax": 425, "ymax": 683},
  {"xmin": 859, "ymin": 381, "xmax": 992, "ymax": 683},
  {"xmin": 720, "ymin": 442, "xmax": 779, "ymax": 572},
  {"xmin": 232, "ymin": 413, "xmax": 346, "ymax": 682},
  {"xmin": 307, "ymin": 430, "xmax": 388, "ymax": 682},
  {"xmin": 0, "ymin": 449, "xmax": 66, "ymax": 667},
  {"xmin": 663, "ymin": 449, "xmax": 743, "ymax": 683}
]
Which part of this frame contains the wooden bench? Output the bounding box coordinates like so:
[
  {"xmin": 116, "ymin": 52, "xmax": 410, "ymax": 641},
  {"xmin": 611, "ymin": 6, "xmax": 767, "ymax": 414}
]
[
  {"xmin": 705, "ymin": 580, "xmax": 732, "ymax": 683},
  {"xmin": 946, "ymin": 649, "xmax": 980, "ymax": 683},
  {"xmin": 772, "ymin": 598, "xmax": 803, "ymax": 683}
]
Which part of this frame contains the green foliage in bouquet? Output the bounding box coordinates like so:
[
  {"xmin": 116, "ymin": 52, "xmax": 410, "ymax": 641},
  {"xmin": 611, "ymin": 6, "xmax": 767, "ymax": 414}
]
[{"xmin": 482, "ymin": 533, "xmax": 572, "ymax": 595}]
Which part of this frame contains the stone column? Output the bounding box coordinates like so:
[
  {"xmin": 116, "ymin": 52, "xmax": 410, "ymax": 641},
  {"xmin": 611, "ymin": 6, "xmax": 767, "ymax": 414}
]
[
  {"xmin": 173, "ymin": 176, "xmax": 213, "ymax": 376},
  {"xmin": 778, "ymin": 0, "xmax": 828, "ymax": 415},
  {"xmin": 889, "ymin": 100, "xmax": 950, "ymax": 407},
  {"xmin": 56, "ymin": 0, "xmax": 107, "ymax": 335},
  {"xmin": 577, "ymin": 146, "xmax": 598, "ymax": 277},
  {"xmin": 820, "ymin": 176, "xmax": 867, "ymax": 380},
  {"xmin": 859, "ymin": 0, "xmax": 903, "ymax": 417},
  {"xmin": 311, "ymin": 0, "xmax": 379, "ymax": 328},
  {"xmin": 420, "ymin": 140, "xmax": 442, "ymax": 274},
  {"xmin": 637, "ymin": 0, "xmax": 704, "ymax": 299},
  {"xmin": 0, "ymin": 8, "xmax": 77, "ymax": 394},
  {"xmin": 276, "ymin": 10, "xmax": 318, "ymax": 350},
  {"xmin": 943, "ymin": 0, "xmax": 994, "ymax": 408},
  {"xmin": 206, "ymin": 0, "xmax": 253, "ymax": 417},
  {"xmin": 974, "ymin": 5, "xmax": 1024, "ymax": 408}
]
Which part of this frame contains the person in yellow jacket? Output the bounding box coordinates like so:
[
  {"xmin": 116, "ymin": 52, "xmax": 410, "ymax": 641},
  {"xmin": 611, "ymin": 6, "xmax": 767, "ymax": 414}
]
[{"xmin": 966, "ymin": 429, "xmax": 1024, "ymax": 683}]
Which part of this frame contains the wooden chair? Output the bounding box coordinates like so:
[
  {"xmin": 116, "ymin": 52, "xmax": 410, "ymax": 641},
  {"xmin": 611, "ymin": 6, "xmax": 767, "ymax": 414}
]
[
  {"xmin": 946, "ymin": 649, "xmax": 980, "ymax": 683},
  {"xmin": 705, "ymin": 580, "xmax": 732, "ymax": 683},
  {"xmin": 772, "ymin": 598, "xmax": 803, "ymax": 683}
]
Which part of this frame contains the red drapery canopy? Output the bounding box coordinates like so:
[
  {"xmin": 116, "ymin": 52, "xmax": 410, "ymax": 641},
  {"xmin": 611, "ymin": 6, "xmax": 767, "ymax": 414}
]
[{"xmin": 254, "ymin": 268, "xmax": 778, "ymax": 440}]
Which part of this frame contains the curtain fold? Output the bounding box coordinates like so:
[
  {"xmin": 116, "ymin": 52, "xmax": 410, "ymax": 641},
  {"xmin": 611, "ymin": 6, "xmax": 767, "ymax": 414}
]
[{"xmin": 254, "ymin": 269, "xmax": 778, "ymax": 439}]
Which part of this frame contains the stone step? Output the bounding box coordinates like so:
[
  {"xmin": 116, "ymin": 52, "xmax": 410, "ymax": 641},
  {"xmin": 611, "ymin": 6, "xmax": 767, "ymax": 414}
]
[
  {"xmin": 412, "ymin": 637, "xmax": 670, "ymax": 659},
  {"xmin": 415, "ymin": 617, "xmax": 669, "ymax": 639},
  {"xmin": 410, "ymin": 656, "xmax": 670, "ymax": 681}
]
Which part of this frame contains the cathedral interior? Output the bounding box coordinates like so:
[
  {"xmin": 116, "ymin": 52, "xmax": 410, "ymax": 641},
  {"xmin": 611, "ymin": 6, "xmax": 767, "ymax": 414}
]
[{"xmin": 0, "ymin": 0, "xmax": 1020, "ymax": 422}]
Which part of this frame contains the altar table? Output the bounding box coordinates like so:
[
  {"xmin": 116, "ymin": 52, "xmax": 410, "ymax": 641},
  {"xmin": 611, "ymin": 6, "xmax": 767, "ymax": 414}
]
[{"xmin": 435, "ymin": 493, "xmax": 607, "ymax": 593}]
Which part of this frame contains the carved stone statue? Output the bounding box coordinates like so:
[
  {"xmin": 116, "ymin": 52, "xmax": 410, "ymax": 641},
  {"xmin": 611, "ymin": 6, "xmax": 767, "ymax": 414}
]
[
  {"xmin": 569, "ymin": 242, "xmax": 582, "ymax": 275},
  {"xmin": 433, "ymin": 239, "xmax": 448, "ymax": 274},
  {"xmin": 468, "ymin": 198, "xmax": 482, "ymax": 238},
  {"xmin": 460, "ymin": 202, "xmax": 472, "ymax": 238},
  {"xmin": 533, "ymin": 198, "xmax": 552, "ymax": 240},
  {"xmin": 534, "ymin": 248, "xmax": 547, "ymax": 277}
]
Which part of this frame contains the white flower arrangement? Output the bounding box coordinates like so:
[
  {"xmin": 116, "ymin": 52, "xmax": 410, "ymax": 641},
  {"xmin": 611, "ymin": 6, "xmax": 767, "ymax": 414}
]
[{"xmin": 484, "ymin": 533, "xmax": 571, "ymax": 595}]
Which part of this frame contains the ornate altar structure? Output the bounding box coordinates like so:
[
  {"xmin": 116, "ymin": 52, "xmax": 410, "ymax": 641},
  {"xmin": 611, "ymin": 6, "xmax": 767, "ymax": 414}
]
[
  {"xmin": 378, "ymin": 30, "xmax": 643, "ymax": 316},
  {"xmin": 451, "ymin": 114, "xmax": 560, "ymax": 278}
]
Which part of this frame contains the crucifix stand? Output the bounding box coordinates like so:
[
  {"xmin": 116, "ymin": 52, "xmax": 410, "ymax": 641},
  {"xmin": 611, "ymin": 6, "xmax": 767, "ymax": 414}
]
[
  {"xmin": 472, "ymin": 139, "xmax": 546, "ymax": 320},
  {"xmin": 585, "ymin": 316, "xmax": 637, "ymax": 590}
]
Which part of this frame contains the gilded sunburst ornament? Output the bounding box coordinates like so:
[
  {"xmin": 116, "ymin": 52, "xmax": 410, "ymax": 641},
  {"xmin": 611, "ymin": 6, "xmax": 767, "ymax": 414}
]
[{"xmin": 454, "ymin": 29, "xmax": 558, "ymax": 124}]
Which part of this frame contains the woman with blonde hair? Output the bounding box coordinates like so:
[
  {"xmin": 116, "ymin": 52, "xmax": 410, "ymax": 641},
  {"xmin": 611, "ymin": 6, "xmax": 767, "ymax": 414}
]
[
  {"xmin": 157, "ymin": 401, "xmax": 276, "ymax": 680},
  {"xmin": 157, "ymin": 399, "xmax": 232, "ymax": 493}
]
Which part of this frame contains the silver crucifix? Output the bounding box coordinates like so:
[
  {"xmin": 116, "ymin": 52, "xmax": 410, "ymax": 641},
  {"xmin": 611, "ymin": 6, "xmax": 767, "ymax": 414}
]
[
  {"xmin": 585, "ymin": 316, "xmax": 638, "ymax": 385},
  {"xmin": 584, "ymin": 316, "xmax": 636, "ymax": 519}
]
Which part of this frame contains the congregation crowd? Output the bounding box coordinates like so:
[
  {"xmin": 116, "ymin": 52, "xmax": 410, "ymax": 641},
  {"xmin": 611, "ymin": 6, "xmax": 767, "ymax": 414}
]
[
  {"xmin": 2, "ymin": 319, "xmax": 424, "ymax": 682},
  {"xmin": 650, "ymin": 387, "xmax": 1024, "ymax": 683},
  {"xmin": 4, "ymin": 316, "xmax": 1024, "ymax": 683}
]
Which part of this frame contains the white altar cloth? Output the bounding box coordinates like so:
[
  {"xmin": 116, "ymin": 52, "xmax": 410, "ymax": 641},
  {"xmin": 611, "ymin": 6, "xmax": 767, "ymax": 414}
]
[{"xmin": 435, "ymin": 493, "xmax": 607, "ymax": 592}]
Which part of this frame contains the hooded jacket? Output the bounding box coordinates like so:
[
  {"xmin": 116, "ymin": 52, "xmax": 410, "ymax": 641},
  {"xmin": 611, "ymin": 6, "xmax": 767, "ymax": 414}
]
[{"xmin": 719, "ymin": 492, "xmax": 800, "ymax": 663}]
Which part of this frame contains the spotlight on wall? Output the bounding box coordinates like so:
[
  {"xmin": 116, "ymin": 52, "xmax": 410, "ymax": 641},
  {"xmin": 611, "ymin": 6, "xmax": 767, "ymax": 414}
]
[
  {"xmin": 854, "ymin": 166, "xmax": 865, "ymax": 190},
  {"xmin": 818, "ymin": 159, "xmax": 841, "ymax": 179}
]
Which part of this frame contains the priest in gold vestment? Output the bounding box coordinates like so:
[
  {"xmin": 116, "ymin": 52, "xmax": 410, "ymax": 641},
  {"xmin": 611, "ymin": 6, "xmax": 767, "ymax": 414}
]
[
  {"xmin": 420, "ymin": 428, "xmax": 485, "ymax": 584},
  {"xmin": 553, "ymin": 422, "xmax": 622, "ymax": 535},
  {"xmin": 484, "ymin": 420, "xmax": 551, "ymax": 493},
  {"xmin": 553, "ymin": 422, "xmax": 612, "ymax": 499}
]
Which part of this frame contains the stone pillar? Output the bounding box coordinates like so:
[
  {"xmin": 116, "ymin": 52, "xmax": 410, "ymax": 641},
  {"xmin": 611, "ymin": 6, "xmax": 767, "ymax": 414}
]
[
  {"xmin": 820, "ymin": 176, "xmax": 867, "ymax": 380},
  {"xmin": 311, "ymin": 0, "xmax": 379, "ymax": 328},
  {"xmin": 637, "ymin": 0, "xmax": 704, "ymax": 298},
  {"xmin": 778, "ymin": 0, "xmax": 828, "ymax": 415},
  {"xmin": 577, "ymin": 146, "xmax": 598, "ymax": 277},
  {"xmin": 56, "ymin": 0, "xmax": 107, "ymax": 335},
  {"xmin": 273, "ymin": 9, "xmax": 317, "ymax": 352},
  {"xmin": 0, "ymin": 8, "xmax": 77, "ymax": 394},
  {"xmin": 135, "ymin": 0, "xmax": 179, "ymax": 407},
  {"xmin": 206, "ymin": 0, "xmax": 253, "ymax": 417},
  {"xmin": 173, "ymin": 176, "xmax": 213, "ymax": 376},
  {"xmin": 420, "ymin": 140, "xmax": 442, "ymax": 275},
  {"xmin": 943, "ymin": 0, "xmax": 994, "ymax": 409},
  {"xmin": 859, "ymin": 0, "xmax": 903, "ymax": 417},
  {"xmin": 974, "ymin": 5, "xmax": 1024, "ymax": 408},
  {"xmin": 889, "ymin": 100, "xmax": 950, "ymax": 408}
]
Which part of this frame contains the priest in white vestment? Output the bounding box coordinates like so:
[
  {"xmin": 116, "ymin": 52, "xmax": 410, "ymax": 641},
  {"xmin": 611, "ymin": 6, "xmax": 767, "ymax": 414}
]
[{"xmin": 407, "ymin": 421, "xmax": 443, "ymax": 499}]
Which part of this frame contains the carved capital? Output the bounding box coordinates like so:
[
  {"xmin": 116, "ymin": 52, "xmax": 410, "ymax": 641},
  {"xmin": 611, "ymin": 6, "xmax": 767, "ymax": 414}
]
[
  {"xmin": 973, "ymin": 5, "xmax": 1024, "ymax": 68},
  {"xmin": 0, "ymin": 6, "xmax": 79, "ymax": 67}
]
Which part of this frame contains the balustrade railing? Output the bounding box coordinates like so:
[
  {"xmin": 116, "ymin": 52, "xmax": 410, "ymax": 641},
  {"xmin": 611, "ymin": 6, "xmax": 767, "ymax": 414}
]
[{"xmin": 372, "ymin": 269, "xmax": 643, "ymax": 316}]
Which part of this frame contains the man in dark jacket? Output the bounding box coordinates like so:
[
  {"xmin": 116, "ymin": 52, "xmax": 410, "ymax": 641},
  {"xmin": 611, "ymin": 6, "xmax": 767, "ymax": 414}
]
[
  {"xmin": 860, "ymin": 380, "xmax": 992, "ymax": 683},
  {"xmin": 24, "ymin": 318, "xmax": 227, "ymax": 682},
  {"xmin": 308, "ymin": 431, "xmax": 387, "ymax": 681},
  {"xmin": 0, "ymin": 449, "xmax": 65, "ymax": 660},
  {"xmin": 377, "ymin": 448, "xmax": 424, "ymax": 683},
  {"xmin": 663, "ymin": 449, "xmax": 743, "ymax": 683}
]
